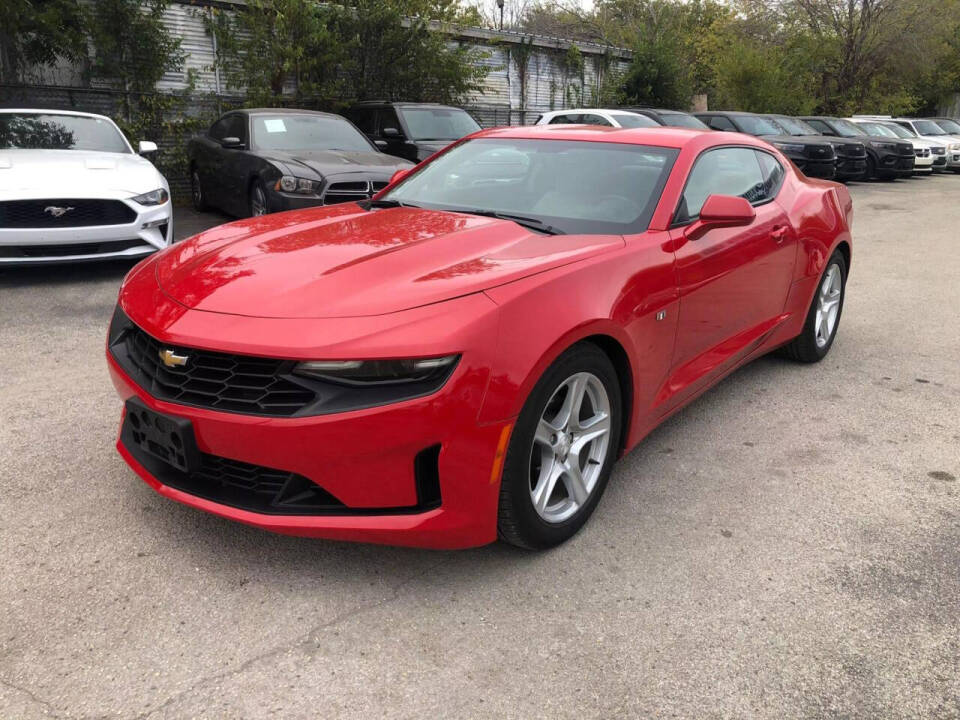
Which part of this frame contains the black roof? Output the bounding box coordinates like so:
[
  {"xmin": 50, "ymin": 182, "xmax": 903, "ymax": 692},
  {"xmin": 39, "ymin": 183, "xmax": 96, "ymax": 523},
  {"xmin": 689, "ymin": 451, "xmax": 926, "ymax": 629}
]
[{"xmin": 349, "ymin": 101, "xmax": 461, "ymax": 109}]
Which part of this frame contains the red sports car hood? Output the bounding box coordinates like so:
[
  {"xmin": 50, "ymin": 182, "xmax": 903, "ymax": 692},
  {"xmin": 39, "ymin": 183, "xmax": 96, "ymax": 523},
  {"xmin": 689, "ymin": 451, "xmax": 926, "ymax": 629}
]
[{"xmin": 156, "ymin": 204, "xmax": 623, "ymax": 318}]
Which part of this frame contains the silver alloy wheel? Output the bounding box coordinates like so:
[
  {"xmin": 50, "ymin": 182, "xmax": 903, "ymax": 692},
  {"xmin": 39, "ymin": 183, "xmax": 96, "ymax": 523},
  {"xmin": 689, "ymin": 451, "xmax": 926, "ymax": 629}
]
[
  {"xmin": 529, "ymin": 372, "xmax": 612, "ymax": 524},
  {"xmin": 815, "ymin": 263, "xmax": 842, "ymax": 348},
  {"xmin": 191, "ymin": 171, "xmax": 202, "ymax": 206},
  {"xmin": 250, "ymin": 185, "xmax": 267, "ymax": 216}
]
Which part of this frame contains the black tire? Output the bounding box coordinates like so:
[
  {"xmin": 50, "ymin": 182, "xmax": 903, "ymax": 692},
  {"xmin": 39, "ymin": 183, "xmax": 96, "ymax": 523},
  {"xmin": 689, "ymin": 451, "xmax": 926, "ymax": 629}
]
[
  {"xmin": 778, "ymin": 249, "xmax": 847, "ymax": 363},
  {"xmin": 497, "ymin": 342, "xmax": 622, "ymax": 550},
  {"xmin": 249, "ymin": 180, "xmax": 268, "ymax": 217},
  {"xmin": 190, "ymin": 168, "xmax": 207, "ymax": 211}
]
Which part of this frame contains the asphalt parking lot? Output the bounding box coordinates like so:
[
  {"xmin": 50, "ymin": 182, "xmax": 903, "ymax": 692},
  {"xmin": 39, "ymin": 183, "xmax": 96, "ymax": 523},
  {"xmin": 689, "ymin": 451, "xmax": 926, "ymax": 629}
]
[{"xmin": 1, "ymin": 177, "xmax": 959, "ymax": 719}]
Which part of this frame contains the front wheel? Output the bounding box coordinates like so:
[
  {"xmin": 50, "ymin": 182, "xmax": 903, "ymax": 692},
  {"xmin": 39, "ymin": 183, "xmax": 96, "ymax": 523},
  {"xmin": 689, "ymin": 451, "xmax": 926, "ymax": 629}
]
[
  {"xmin": 497, "ymin": 343, "xmax": 622, "ymax": 550},
  {"xmin": 249, "ymin": 181, "xmax": 268, "ymax": 217},
  {"xmin": 779, "ymin": 249, "xmax": 847, "ymax": 363},
  {"xmin": 190, "ymin": 169, "xmax": 207, "ymax": 211}
]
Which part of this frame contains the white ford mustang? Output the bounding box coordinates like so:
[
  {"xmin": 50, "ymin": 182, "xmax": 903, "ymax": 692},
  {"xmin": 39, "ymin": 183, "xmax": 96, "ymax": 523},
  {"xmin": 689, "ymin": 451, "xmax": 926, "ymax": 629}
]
[{"xmin": 0, "ymin": 109, "xmax": 173, "ymax": 264}]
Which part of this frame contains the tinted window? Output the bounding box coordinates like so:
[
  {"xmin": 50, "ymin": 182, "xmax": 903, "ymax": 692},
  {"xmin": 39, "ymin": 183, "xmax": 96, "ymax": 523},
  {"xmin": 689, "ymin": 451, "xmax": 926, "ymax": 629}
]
[
  {"xmin": 0, "ymin": 112, "xmax": 129, "ymax": 152},
  {"xmin": 882, "ymin": 122, "xmax": 915, "ymax": 138},
  {"xmin": 934, "ymin": 118, "xmax": 960, "ymax": 134},
  {"xmin": 398, "ymin": 107, "xmax": 480, "ymax": 140},
  {"xmin": 251, "ymin": 114, "xmax": 374, "ymax": 152},
  {"xmin": 347, "ymin": 108, "xmax": 376, "ymax": 134},
  {"xmin": 549, "ymin": 114, "xmax": 582, "ymax": 125},
  {"xmin": 756, "ymin": 151, "xmax": 785, "ymax": 197},
  {"xmin": 678, "ymin": 146, "xmax": 765, "ymax": 222},
  {"xmin": 580, "ymin": 114, "xmax": 612, "ymax": 126},
  {"xmin": 804, "ymin": 119, "xmax": 832, "ymax": 134},
  {"xmin": 830, "ymin": 119, "xmax": 867, "ymax": 137},
  {"xmin": 913, "ymin": 119, "xmax": 947, "ymax": 135},
  {"xmin": 855, "ymin": 121, "xmax": 898, "ymax": 138},
  {"xmin": 704, "ymin": 116, "xmax": 736, "ymax": 131},
  {"xmin": 735, "ymin": 115, "xmax": 784, "ymax": 136},
  {"xmin": 773, "ymin": 116, "xmax": 819, "ymax": 135},
  {"xmin": 661, "ymin": 113, "xmax": 709, "ymax": 130},
  {"xmin": 381, "ymin": 138, "xmax": 678, "ymax": 235},
  {"xmin": 612, "ymin": 114, "xmax": 660, "ymax": 128},
  {"xmin": 225, "ymin": 115, "xmax": 246, "ymax": 142},
  {"xmin": 378, "ymin": 108, "xmax": 402, "ymax": 136}
]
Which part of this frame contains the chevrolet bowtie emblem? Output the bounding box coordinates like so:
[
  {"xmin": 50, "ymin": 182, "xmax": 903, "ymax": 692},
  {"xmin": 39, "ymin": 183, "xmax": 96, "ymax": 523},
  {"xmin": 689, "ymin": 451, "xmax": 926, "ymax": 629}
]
[{"xmin": 159, "ymin": 348, "xmax": 189, "ymax": 367}]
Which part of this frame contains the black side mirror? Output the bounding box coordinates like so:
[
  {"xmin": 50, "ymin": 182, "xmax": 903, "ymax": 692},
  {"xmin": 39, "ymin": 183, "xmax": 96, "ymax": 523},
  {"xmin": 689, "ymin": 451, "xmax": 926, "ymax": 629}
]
[
  {"xmin": 382, "ymin": 127, "xmax": 402, "ymax": 140},
  {"xmin": 220, "ymin": 136, "xmax": 243, "ymax": 149}
]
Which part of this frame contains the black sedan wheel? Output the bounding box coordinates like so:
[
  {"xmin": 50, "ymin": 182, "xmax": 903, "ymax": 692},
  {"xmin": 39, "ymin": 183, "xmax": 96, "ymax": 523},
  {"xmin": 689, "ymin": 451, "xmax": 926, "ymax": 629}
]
[
  {"xmin": 191, "ymin": 170, "xmax": 207, "ymax": 212},
  {"xmin": 249, "ymin": 182, "xmax": 268, "ymax": 217}
]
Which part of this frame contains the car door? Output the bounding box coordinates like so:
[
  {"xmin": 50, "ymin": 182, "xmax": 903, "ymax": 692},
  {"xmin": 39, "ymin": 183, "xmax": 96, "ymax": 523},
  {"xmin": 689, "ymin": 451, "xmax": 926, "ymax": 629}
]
[
  {"xmin": 201, "ymin": 116, "xmax": 232, "ymax": 209},
  {"xmin": 378, "ymin": 108, "xmax": 417, "ymax": 161},
  {"xmin": 218, "ymin": 113, "xmax": 252, "ymax": 216},
  {"xmin": 660, "ymin": 147, "xmax": 797, "ymax": 410}
]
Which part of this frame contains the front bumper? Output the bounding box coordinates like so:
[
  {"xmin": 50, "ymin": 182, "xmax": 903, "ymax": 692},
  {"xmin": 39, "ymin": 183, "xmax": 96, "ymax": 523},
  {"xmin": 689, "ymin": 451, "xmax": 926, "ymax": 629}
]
[
  {"xmin": 107, "ymin": 271, "xmax": 508, "ymax": 549},
  {"xmin": 835, "ymin": 157, "xmax": 867, "ymax": 180},
  {"xmin": 0, "ymin": 195, "xmax": 172, "ymax": 264},
  {"xmin": 794, "ymin": 157, "xmax": 836, "ymax": 180}
]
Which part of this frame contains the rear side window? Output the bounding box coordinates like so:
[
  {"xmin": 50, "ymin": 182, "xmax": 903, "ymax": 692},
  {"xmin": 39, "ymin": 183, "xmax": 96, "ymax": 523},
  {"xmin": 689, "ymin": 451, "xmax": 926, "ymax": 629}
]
[
  {"xmin": 676, "ymin": 146, "xmax": 766, "ymax": 223},
  {"xmin": 579, "ymin": 114, "xmax": 612, "ymax": 126},
  {"xmin": 703, "ymin": 115, "xmax": 737, "ymax": 131},
  {"xmin": 756, "ymin": 151, "xmax": 785, "ymax": 198},
  {"xmin": 347, "ymin": 108, "xmax": 376, "ymax": 134},
  {"xmin": 549, "ymin": 114, "xmax": 582, "ymax": 125}
]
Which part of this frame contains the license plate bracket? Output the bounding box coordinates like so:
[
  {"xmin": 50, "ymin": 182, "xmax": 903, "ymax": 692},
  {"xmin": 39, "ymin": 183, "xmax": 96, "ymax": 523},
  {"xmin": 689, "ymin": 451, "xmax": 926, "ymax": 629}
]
[{"xmin": 123, "ymin": 397, "xmax": 200, "ymax": 474}]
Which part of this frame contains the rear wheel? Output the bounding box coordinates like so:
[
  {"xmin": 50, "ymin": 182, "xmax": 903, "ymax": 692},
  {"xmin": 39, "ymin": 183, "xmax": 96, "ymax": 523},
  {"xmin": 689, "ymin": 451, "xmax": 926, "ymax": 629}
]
[
  {"xmin": 497, "ymin": 343, "xmax": 622, "ymax": 550},
  {"xmin": 190, "ymin": 169, "xmax": 207, "ymax": 211},
  {"xmin": 779, "ymin": 249, "xmax": 847, "ymax": 363}
]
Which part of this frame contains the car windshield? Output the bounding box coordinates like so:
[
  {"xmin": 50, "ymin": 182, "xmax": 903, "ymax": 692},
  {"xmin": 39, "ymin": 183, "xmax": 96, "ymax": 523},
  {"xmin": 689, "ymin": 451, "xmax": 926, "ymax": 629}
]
[
  {"xmin": 772, "ymin": 116, "xmax": 818, "ymax": 136},
  {"xmin": 0, "ymin": 113, "xmax": 129, "ymax": 152},
  {"xmin": 828, "ymin": 119, "xmax": 865, "ymax": 137},
  {"xmin": 398, "ymin": 107, "xmax": 480, "ymax": 141},
  {"xmin": 660, "ymin": 113, "xmax": 709, "ymax": 129},
  {"xmin": 251, "ymin": 114, "xmax": 374, "ymax": 152},
  {"xmin": 912, "ymin": 119, "xmax": 947, "ymax": 135},
  {"xmin": 856, "ymin": 121, "xmax": 899, "ymax": 138},
  {"xmin": 735, "ymin": 115, "xmax": 784, "ymax": 136},
  {"xmin": 611, "ymin": 114, "xmax": 660, "ymax": 128},
  {"xmin": 380, "ymin": 138, "xmax": 678, "ymax": 235},
  {"xmin": 882, "ymin": 122, "xmax": 915, "ymax": 138},
  {"xmin": 932, "ymin": 118, "xmax": 960, "ymax": 134}
]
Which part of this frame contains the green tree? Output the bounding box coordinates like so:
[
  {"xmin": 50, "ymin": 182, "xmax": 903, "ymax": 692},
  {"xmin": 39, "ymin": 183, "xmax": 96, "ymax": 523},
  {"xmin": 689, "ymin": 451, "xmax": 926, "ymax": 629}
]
[
  {"xmin": 0, "ymin": 0, "xmax": 86, "ymax": 83},
  {"xmin": 85, "ymin": 0, "xmax": 184, "ymax": 118}
]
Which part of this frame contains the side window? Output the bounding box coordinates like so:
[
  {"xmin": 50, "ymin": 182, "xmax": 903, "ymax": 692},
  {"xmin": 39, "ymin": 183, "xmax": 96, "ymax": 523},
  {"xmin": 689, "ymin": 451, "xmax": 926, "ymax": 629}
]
[
  {"xmin": 580, "ymin": 114, "xmax": 612, "ymax": 126},
  {"xmin": 676, "ymin": 147, "xmax": 765, "ymax": 223},
  {"xmin": 756, "ymin": 151, "xmax": 785, "ymax": 198},
  {"xmin": 208, "ymin": 117, "xmax": 230, "ymax": 141},
  {"xmin": 224, "ymin": 114, "xmax": 246, "ymax": 143},
  {"xmin": 348, "ymin": 109, "xmax": 376, "ymax": 134},
  {"xmin": 549, "ymin": 114, "xmax": 581, "ymax": 125},
  {"xmin": 707, "ymin": 116, "xmax": 737, "ymax": 131},
  {"xmin": 378, "ymin": 108, "xmax": 403, "ymax": 136}
]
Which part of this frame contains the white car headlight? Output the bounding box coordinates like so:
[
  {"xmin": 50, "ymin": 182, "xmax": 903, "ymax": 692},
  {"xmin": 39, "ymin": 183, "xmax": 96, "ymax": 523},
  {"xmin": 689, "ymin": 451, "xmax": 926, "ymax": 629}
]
[
  {"xmin": 276, "ymin": 176, "xmax": 319, "ymax": 194},
  {"xmin": 131, "ymin": 188, "xmax": 169, "ymax": 205},
  {"xmin": 293, "ymin": 355, "xmax": 459, "ymax": 386}
]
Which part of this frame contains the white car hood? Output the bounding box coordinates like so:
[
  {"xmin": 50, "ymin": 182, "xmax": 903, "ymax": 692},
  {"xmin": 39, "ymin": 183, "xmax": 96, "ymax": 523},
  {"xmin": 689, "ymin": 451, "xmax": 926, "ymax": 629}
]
[{"xmin": 0, "ymin": 149, "xmax": 167, "ymax": 198}]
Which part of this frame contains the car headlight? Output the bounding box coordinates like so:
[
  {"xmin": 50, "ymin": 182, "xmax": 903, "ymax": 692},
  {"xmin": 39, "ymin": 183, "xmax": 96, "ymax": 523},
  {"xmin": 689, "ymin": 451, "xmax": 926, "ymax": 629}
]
[
  {"xmin": 276, "ymin": 175, "xmax": 320, "ymax": 194},
  {"xmin": 773, "ymin": 143, "xmax": 806, "ymax": 154},
  {"xmin": 294, "ymin": 355, "xmax": 459, "ymax": 386},
  {"xmin": 950, "ymin": 143, "xmax": 960, "ymax": 151},
  {"xmin": 131, "ymin": 188, "xmax": 169, "ymax": 205}
]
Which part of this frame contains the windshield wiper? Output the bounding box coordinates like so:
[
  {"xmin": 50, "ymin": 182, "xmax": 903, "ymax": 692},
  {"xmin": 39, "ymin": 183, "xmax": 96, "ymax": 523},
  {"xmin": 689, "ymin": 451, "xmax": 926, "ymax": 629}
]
[
  {"xmin": 360, "ymin": 198, "xmax": 420, "ymax": 210},
  {"xmin": 450, "ymin": 208, "xmax": 565, "ymax": 235}
]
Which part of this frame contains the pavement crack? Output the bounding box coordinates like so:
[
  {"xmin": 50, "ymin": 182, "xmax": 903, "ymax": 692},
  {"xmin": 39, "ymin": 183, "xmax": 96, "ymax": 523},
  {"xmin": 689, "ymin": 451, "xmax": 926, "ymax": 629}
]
[
  {"xmin": 135, "ymin": 556, "xmax": 451, "ymax": 719},
  {"xmin": 0, "ymin": 675, "xmax": 63, "ymax": 718}
]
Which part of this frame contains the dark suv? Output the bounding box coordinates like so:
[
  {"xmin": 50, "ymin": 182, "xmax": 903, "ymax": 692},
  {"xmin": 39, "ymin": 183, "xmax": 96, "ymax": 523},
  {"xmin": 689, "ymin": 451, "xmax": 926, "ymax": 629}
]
[
  {"xmin": 800, "ymin": 116, "xmax": 914, "ymax": 179},
  {"xmin": 344, "ymin": 102, "xmax": 481, "ymax": 163},
  {"xmin": 764, "ymin": 115, "xmax": 867, "ymax": 181},
  {"xmin": 694, "ymin": 111, "xmax": 837, "ymax": 179}
]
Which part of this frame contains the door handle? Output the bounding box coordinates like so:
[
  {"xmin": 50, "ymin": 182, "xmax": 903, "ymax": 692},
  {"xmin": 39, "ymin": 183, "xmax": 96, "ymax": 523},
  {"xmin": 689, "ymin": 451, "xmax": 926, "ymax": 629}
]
[{"xmin": 771, "ymin": 225, "xmax": 789, "ymax": 243}]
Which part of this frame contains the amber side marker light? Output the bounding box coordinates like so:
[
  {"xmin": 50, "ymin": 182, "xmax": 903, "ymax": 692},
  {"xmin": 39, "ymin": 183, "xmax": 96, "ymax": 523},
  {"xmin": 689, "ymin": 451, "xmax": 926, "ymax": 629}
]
[{"xmin": 489, "ymin": 423, "xmax": 514, "ymax": 485}]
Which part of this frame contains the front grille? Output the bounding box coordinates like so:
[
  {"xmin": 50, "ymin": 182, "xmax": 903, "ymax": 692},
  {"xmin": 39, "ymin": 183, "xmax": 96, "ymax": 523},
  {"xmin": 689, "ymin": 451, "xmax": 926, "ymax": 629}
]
[
  {"xmin": 804, "ymin": 145, "xmax": 835, "ymax": 160},
  {"xmin": 897, "ymin": 143, "xmax": 914, "ymax": 156},
  {"xmin": 322, "ymin": 179, "xmax": 378, "ymax": 206},
  {"xmin": 111, "ymin": 314, "xmax": 317, "ymax": 417},
  {"xmin": 840, "ymin": 143, "xmax": 866, "ymax": 158},
  {"xmin": 0, "ymin": 239, "xmax": 148, "ymax": 259},
  {"xmin": 0, "ymin": 199, "xmax": 136, "ymax": 228},
  {"xmin": 915, "ymin": 148, "xmax": 930, "ymax": 158}
]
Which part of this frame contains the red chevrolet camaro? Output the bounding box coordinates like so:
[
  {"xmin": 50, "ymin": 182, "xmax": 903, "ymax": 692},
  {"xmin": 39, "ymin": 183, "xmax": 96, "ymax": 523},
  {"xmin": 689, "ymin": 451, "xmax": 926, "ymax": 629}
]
[{"xmin": 107, "ymin": 125, "xmax": 852, "ymax": 550}]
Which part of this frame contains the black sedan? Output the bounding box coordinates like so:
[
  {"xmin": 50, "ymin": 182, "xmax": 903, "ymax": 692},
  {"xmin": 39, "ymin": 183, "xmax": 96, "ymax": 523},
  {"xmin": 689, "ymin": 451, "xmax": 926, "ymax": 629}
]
[{"xmin": 187, "ymin": 109, "xmax": 414, "ymax": 217}]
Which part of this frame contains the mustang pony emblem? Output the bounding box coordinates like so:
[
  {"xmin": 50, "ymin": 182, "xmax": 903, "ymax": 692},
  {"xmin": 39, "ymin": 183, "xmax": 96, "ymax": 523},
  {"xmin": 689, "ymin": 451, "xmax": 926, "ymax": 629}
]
[
  {"xmin": 159, "ymin": 349, "xmax": 189, "ymax": 368},
  {"xmin": 44, "ymin": 205, "xmax": 75, "ymax": 217}
]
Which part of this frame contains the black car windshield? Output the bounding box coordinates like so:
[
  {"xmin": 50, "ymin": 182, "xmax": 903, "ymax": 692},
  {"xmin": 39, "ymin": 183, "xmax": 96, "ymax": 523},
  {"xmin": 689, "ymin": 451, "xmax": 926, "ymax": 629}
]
[
  {"xmin": 855, "ymin": 121, "xmax": 899, "ymax": 138},
  {"xmin": 0, "ymin": 113, "xmax": 129, "ymax": 152},
  {"xmin": 251, "ymin": 114, "xmax": 374, "ymax": 152},
  {"xmin": 660, "ymin": 113, "xmax": 709, "ymax": 129},
  {"xmin": 735, "ymin": 115, "xmax": 784, "ymax": 136},
  {"xmin": 611, "ymin": 114, "xmax": 660, "ymax": 128},
  {"xmin": 912, "ymin": 119, "xmax": 947, "ymax": 135},
  {"xmin": 828, "ymin": 119, "xmax": 866, "ymax": 137},
  {"xmin": 379, "ymin": 138, "xmax": 678, "ymax": 235},
  {"xmin": 398, "ymin": 107, "xmax": 480, "ymax": 141},
  {"xmin": 772, "ymin": 116, "xmax": 819, "ymax": 136},
  {"xmin": 932, "ymin": 118, "xmax": 960, "ymax": 134}
]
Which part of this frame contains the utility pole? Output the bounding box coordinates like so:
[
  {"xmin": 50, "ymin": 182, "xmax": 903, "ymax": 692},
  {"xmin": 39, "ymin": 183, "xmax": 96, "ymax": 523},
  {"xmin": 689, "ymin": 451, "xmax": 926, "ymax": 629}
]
[{"xmin": 497, "ymin": 0, "xmax": 504, "ymax": 31}]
